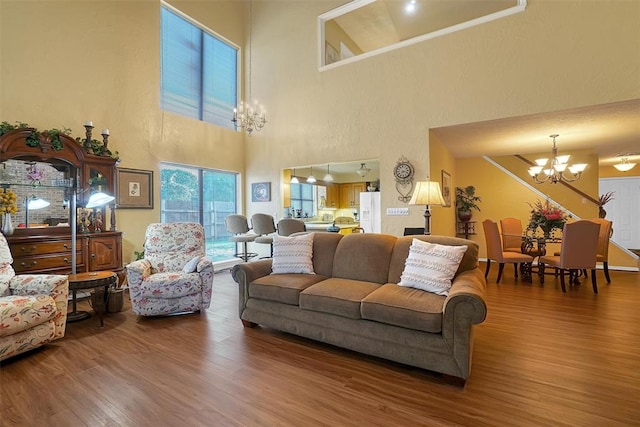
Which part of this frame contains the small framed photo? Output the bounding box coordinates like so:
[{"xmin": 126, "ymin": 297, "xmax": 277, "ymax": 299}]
[
  {"xmin": 117, "ymin": 168, "xmax": 153, "ymax": 209},
  {"xmin": 251, "ymin": 182, "xmax": 271, "ymax": 202},
  {"xmin": 441, "ymin": 170, "xmax": 452, "ymax": 207}
]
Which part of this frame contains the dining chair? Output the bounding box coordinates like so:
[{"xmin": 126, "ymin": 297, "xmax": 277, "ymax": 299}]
[
  {"xmin": 251, "ymin": 213, "xmax": 277, "ymax": 258},
  {"xmin": 277, "ymin": 218, "xmax": 307, "ymax": 236},
  {"xmin": 500, "ymin": 218, "xmax": 523, "ymax": 253},
  {"xmin": 591, "ymin": 218, "xmax": 613, "ymax": 284},
  {"xmin": 482, "ymin": 220, "xmax": 534, "ymax": 283},
  {"xmin": 538, "ymin": 220, "xmax": 600, "ymax": 293}
]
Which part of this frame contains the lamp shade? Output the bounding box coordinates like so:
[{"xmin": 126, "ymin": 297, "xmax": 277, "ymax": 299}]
[
  {"xmin": 613, "ymin": 158, "xmax": 636, "ymax": 172},
  {"xmin": 86, "ymin": 192, "xmax": 115, "ymax": 208},
  {"xmin": 27, "ymin": 196, "xmax": 50, "ymax": 210},
  {"xmin": 409, "ymin": 181, "xmax": 445, "ymax": 206}
]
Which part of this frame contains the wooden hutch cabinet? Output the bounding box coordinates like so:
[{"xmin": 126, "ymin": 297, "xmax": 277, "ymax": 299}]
[{"xmin": 0, "ymin": 128, "xmax": 123, "ymax": 279}]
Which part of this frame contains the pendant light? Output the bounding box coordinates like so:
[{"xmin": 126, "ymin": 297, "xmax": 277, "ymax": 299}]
[
  {"xmin": 323, "ymin": 164, "xmax": 334, "ymax": 182},
  {"xmin": 307, "ymin": 167, "xmax": 317, "ymax": 183},
  {"xmin": 290, "ymin": 168, "xmax": 299, "ymax": 184}
]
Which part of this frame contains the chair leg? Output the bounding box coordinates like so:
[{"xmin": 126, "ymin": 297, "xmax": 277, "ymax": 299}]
[
  {"xmin": 560, "ymin": 269, "xmax": 567, "ymax": 293},
  {"xmin": 497, "ymin": 263, "xmax": 505, "ymax": 283},
  {"xmin": 603, "ymin": 262, "xmax": 611, "ymax": 284},
  {"xmin": 513, "ymin": 263, "xmax": 518, "ymax": 278},
  {"xmin": 591, "ymin": 269, "xmax": 598, "ymax": 294},
  {"xmin": 484, "ymin": 260, "xmax": 491, "ymax": 278}
]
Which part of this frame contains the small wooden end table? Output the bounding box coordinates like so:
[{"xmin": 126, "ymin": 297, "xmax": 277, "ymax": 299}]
[{"xmin": 67, "ymin": 271, "xmax": 118, "ymax": 326}]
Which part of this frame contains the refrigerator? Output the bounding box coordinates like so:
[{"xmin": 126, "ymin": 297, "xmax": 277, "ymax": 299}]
[{"xmin": 359, "ymin": 192, "xmax": 381, "ymax": 233}]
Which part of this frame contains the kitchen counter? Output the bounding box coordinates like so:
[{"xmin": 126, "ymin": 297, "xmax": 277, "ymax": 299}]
[{"xmin": 304, "ymin": 222, "xmax": 359, "ymax": 233}]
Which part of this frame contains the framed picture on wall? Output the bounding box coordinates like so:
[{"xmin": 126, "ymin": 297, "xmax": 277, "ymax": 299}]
[
  {"xmin": 441, "ymin": 170, "xmax": 452, "ymax": 207},
  {"xmin": 117, "ymin": 168, "xmax": 154, "ymax": 209},
  {"xmin": 252, "ymin": 182, "xmax": 271, "ymax": 202}
]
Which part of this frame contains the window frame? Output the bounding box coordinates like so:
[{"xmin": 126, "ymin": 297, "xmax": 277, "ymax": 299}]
[{"xmin": 160, "ymin": 2, "xmax": 240, "ymax": 130}]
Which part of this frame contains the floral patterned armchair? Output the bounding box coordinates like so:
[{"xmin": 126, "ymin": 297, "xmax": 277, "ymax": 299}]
[
  {"xmin": 0, "ymin": 234, "xmax": 69, "ymax": 362},
  {"xmin": 126, "ymin": 223, "xmax": 213, "ymax": 316}
]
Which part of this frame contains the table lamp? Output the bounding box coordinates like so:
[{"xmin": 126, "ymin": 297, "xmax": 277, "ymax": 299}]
[{"xmin": 409, "ymin": 181, "xmax": 445, "ymax": 235}]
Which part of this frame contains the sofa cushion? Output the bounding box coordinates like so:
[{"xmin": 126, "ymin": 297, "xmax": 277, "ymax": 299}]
[
  {"xmin": 361, "ymin": 284, "xmax": 444, "ymax": 333},
  {"xmin": 300, "ymin": 278, "xmax": 380, "ymax": 319},
  {"xmin": 182, "ymin": 256, "xmax": 202, "ymax": 273},
  {"xmin": 398, "ymin": 239, "xmax": 467, "ymax": 296},
  {"xmin": 332, "ymin": 234, "xmax": 397, "ymax": 284},
  {"xmin": 388, "ymin": 235, "xmax": 478, "ymax": 284},
  {"xmin": 310, "ymin": 233, "xmax": 343, "ymax": 277},
  {"xmin": 0, "ymin": 294, "xmax": 57, "ymax": 337},
  {"xmin": 272, "ymin": 233, "xmax": 315, "ymax": 274},
  {"xmin": 250, "ymin": 274, "xmax": 328, "ymax": 305},
  {"xmin": 138, "ymin": 272, "xmax": 202, "ymax": 298}
]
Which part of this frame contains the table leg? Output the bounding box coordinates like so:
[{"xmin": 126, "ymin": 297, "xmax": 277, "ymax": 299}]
[{"xmin": 67, "ymin": 289, "xmax": 91, "ymax": 322}]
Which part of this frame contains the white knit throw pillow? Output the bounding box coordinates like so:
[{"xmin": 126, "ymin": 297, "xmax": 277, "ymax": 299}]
[
  {"xmin": 271, "ymin": 233, "xmax": 315, "ymax": 274},
  {"xmin": 398, "ymin": 239, "xmax": 467, "ymax": 296}
]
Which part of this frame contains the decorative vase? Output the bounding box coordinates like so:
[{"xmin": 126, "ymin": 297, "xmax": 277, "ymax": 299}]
[
  {"xmin": 598, "ymin": 206, "xmax": 606, "ymax": 218},
  {"xmin": 2, "ymin": 213, "xmax": 14, "ymax": 236},
  {"xmin": 457, "ymin": 210, "xmax": 472, "ymax": 222}
]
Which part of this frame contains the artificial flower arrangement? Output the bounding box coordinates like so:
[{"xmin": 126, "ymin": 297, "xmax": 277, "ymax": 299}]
[
  {"xmin": 0, "ymin": 188, "xmax": 18, "ymax": 215},
  {"xmin": 526, "ymin": 198, "xmax": 570, "ymax": 239}
]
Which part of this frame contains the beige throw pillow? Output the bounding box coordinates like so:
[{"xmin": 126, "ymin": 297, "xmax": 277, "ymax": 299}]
[
  {"xmin": 399, "ymin": 239, "xmax": 467, "ymax": 296},
  {"xmin": 272, "ymin": 233, "xmax": 315, "ymax": 274}
]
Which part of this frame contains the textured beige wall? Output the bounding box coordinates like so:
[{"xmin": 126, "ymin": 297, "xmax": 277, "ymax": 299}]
[
  {"xmin": 0, "ymin": 0, "xmax": 245, "ymax": 261},
  {"xmin": 245, "ymin": 0, "xmax": 640, "ymax": 237},
  {"xmin": 1, "ymin": 0, "xmax": 639, "ymax": 261}
]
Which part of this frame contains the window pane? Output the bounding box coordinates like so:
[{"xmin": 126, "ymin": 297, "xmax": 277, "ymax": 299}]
[
  {"xmin": 161, "ymin": 163, "xmax": 239, "ymax": 263},
  {"xmin": 203, "ymin": 34, "xmax": 238, "ymax": 127},
  {"xmin": 161, "ymin": 8, "xmax": 202, "ymax": 118}
]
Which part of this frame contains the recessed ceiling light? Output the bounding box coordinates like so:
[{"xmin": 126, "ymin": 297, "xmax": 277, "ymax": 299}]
[{"xmin": 404, "ymin": 0, "xmax": 417, "ymax": 14}]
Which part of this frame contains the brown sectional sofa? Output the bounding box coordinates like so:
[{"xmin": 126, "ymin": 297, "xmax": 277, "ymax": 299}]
[{"xmin": 231, "ymin": 232, "xmax": 487, "ymax": 382}]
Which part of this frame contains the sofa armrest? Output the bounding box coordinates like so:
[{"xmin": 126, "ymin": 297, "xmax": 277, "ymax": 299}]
[
  {"xmin": 196, "ymin": 257, "xmax": 214, "ymax": 307},
  {"xmin": 443, "ymin": 268, "xmax": 487, "ymax": 326},
  {"xmin": 9, "ymin": 274, "xmax": 69, "ymax": 339},
  {"xmin": 231, "ymin": 259, "xmax": 273, "ymax": 314},
  {"xmin": 126, "ymin": 259, "xmax": 152, "ymax": 290}
]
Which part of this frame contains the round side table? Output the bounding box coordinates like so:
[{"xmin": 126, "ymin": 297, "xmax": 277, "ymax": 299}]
[{"xmin": 67, "ymin": 271, "xmax": 118, "ymax": 326}]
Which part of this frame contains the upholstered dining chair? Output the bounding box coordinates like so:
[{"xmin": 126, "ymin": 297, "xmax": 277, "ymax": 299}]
[
  {"xmin": 225, "ymin": 214, "xmax": 258, "ymax": 262},
  {"xmin": 126, "ymin": 222, "xmax": 213, "ymax": 316},
  {"xmin": 591, "ymin": 218, "xmax": 613, "ymax": 284},
  {"xmin": 251, "ymin": 213, "xmax": 277, "ymax": 258},
  {"xmin": 482, "ymin": 219, "xmax": 534, "ymax": 283},
  {"xmin": 538, "ymin": 220, "xmax": 600, "ymax": 293},
  {"xmin": 500, "ymin": 218, "xmax": 523, "ymax": 253},
  {"xmin": 277, "ymin": 218, "xmax": 307, "ymax": 236}
]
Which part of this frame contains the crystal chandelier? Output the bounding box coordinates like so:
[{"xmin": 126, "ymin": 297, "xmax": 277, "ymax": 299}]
[
  {"xmin": 231, "ymin": 0, "xmax": 266, "ymax": 136},
  {"xmin": 528, "ymin": 134, "xmax": 587, "ymax": 184}
]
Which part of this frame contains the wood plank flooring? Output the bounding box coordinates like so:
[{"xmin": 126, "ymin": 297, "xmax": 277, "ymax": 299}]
[{"xmin": 1, "ymin": 264, "xmax": 639, "ymax": 426}]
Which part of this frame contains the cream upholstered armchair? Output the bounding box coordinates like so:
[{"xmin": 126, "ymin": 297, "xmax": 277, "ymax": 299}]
[
  {"xmin": 0, "ymin": 233, "xmax": 69, "ymax": 362},
  {"xmin": 126, "ymin": 222, "xmax": 213, "ymax": 316}
]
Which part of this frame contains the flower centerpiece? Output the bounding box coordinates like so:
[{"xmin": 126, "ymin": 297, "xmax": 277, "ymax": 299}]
[
  {"xmin": 526, "ymin": 198, "xmax": 570, "ymax": 240},
  {"xmin": 0, "ymin": 188, "xmax": 18, "ymax": 235}
]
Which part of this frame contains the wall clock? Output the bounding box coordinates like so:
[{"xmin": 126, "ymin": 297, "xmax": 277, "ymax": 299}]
[{"xmin": 393, "ymin": 156, "xmax": 414, "ymax": 202}]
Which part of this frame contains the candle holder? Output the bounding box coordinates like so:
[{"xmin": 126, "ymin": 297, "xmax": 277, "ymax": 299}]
[
  {"xmin": 83, "ymin": 123, "xmax": 94, "ymax": 154},
  {"xmin": 101, "ymin": 131, "xmax": 109, "ymax": 154}
]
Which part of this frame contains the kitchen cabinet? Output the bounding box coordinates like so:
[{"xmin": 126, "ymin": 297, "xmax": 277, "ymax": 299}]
[
  {"xmin": 326, "ymin": 183, "xmax": 340, "ymax": 208},
  {"xmin": 339, "ymin": 182, "xmax": 366, "ymax": 208}
]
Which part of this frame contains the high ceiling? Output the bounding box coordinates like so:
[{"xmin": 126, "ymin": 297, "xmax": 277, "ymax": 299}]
[{"xmin": 431, "ymin": 99, "xmax": 640, "ymax": 166}]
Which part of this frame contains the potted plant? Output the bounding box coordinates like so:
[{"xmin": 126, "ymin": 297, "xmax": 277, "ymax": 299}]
[
  {"xmin": 598, "ymin": 191, "xmax": 615, "ymax": 218},
  {"xmin": 455, "ymin": 185, "xmax": 481, "ymax": 222}
]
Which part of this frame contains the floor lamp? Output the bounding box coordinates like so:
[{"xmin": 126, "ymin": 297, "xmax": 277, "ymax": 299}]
[{"xmin": 409, "ymin": 181, "xmax": 445, "ymax": 235}]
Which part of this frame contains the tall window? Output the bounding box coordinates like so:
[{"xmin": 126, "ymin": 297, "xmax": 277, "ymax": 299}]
[
  {"xmin": 160, "ymin": 163, "xmax": 238, "ymax": 263},
  {"xmin": 290, "ymin": 183, "xmax": 316, "ymax": 218},
  {"xmin": 161, "ymin": 4, "xmax": 238, "ymax": 129}
]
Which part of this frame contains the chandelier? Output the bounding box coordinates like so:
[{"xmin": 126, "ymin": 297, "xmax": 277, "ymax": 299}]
[
  {"xmin": 231, "ymin": 0, "xmax": 266, "ymax": 136},
  {"xmin": 355, "ymin": 163, "xmax": 371, "ymax": 177},
  {"xmin": 528, "ymin": 134, "xmax": 587, "ymax": 184},
  {"xmin": 613, "ymin": 156, "xmax": 636, "ymax": 172}
]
